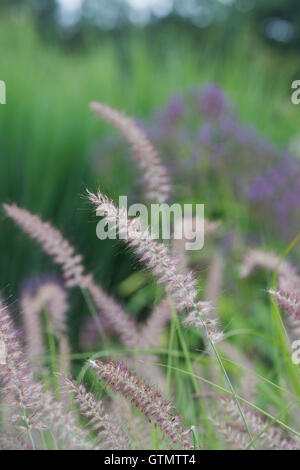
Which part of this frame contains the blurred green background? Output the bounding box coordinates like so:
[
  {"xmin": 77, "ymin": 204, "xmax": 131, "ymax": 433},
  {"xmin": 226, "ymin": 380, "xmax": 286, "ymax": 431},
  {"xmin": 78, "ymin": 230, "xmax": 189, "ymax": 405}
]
[{"xmin": 1, "ymin": 0, "xmax": 300, "ymax": 344}]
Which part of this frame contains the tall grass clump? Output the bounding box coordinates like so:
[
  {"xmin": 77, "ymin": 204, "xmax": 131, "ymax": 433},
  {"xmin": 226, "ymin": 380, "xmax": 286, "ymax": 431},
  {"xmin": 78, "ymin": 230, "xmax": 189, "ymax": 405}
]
[{"xmin": 1, "ymin": 97, "xmax": 300, "ymax": 451}]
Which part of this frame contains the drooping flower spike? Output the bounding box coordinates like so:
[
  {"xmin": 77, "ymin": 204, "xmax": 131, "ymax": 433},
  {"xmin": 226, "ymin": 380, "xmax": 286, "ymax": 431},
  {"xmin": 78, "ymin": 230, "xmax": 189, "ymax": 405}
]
[
  {"xmin": 88, "ymin": 190, "xmax": 223, "ymax": 344},
  {"xmin": 3, "ymin": 203, "xmax": 138, "ymax": 348},
  {"xmin": 90, "ymin": 360, "xmax": 193, "ymax": 449},
  {"xmin": 65, "ymin": 378, "xmax": 129, "ymax": 450}
]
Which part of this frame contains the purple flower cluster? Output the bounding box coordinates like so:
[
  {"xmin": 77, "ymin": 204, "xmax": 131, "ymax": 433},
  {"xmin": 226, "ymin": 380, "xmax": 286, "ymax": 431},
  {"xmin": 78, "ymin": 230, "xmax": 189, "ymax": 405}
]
[
  {"xmin": 197, "ymin": 83, "xmax": 227, "ymax": 119},
  {"xmin": 247, "ymin": 155, "xmax": 300, "ymax": 235}
]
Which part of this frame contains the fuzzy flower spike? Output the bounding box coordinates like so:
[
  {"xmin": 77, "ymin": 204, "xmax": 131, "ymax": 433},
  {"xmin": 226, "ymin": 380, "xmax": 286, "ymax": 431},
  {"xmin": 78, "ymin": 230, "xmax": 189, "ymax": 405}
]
[
  {"xmin": 90, "ymin": 360, "xmax": 193, "ymax": 449},
  {"xmin": 0, "ymin": 298, "xmax": 92, "ymax": 449},
  {"xmin": 269, "ymin": 288, "xmax": 300, "ymax": 320},
  {"xmin": 3, "ymin": 203, "xmax": 138, "ymax": 348},
  {"xmin": 90, "ymin": 102, "xmax": 170, "ymax": 203},
  {"xmin": 88, "ymin": 190, "xmax": 223, "ymax": 344}
]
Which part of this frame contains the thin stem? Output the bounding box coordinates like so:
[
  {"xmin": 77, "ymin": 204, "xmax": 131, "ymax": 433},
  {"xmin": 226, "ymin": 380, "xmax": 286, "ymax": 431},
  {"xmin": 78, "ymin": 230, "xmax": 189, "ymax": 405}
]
[
  {"xmin": 151, "ymin": 424, "xmax": 159, "ymax": 450},
  {"xmin": 209, "ymin": 339, "xmax": 255, "ymax": 448},
  {"xmin": 164, "ymin": 268, "xmax": 254, "ymax": 445},
  {"xmin": 169, "ymin": 300, "xmax": 215, "ymax": 446},
  {"xmin": 166, "ymin": 309, "xmax": 176, "ymax": 398},
  {"xmin": 163, "ymin": 363, "xmax": 300, "ymax": 438},
  {"xmin": 172, "ymin": 310, "xmax": 200, "ymax": 394},
  {"xmin": 191, "ymin": 427, "xmax": 202, "ymax": 450}
]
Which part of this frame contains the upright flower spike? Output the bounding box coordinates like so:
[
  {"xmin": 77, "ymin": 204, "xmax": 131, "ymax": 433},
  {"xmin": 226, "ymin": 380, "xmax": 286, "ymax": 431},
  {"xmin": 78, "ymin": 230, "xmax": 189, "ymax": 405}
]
[
  {"xmin": 0, "ymin": 300, "xmax": 45, "ymax": 437},
  {"xmin": 20, "ymin": 279, "xmax": 69, "ymax": 338},
  {"xmin": 20, "ymin": 279, "xmax": 72, "ymax": 407},
  {"xmin": 65, "ymin": 378, "xmax": 129, "ymax": 450},
  {"xmin": 90, "ymin": 102, "xmax": 170, "ymax": 203},
  {"xmin": 88, "ymin": 190, "xmax": 223, "ymax": 343},
  {"xmin": 20, "ymin": 287, "xmax": 44, "ymax": 365},
  {"xmin": 0, "ymin": 299, "xmax": 92, "ymax": 449},
  {"xmin": 3, "ymin": 203, "xmax": 138, "ymax": 348},
  {"xmin": 0, "ymin": 296, "xmax": 18, "ymax": 429},
  {"xmin": 40, "ymin": 391, "xmax": 95, "ymax": 450},
  {"xmin": 89, "ymin": 360, "xmax": 193, "ymax": 450},
  {"xmin": 20, "ymin": 279, "xmax": 69, "ymax": 361}
]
